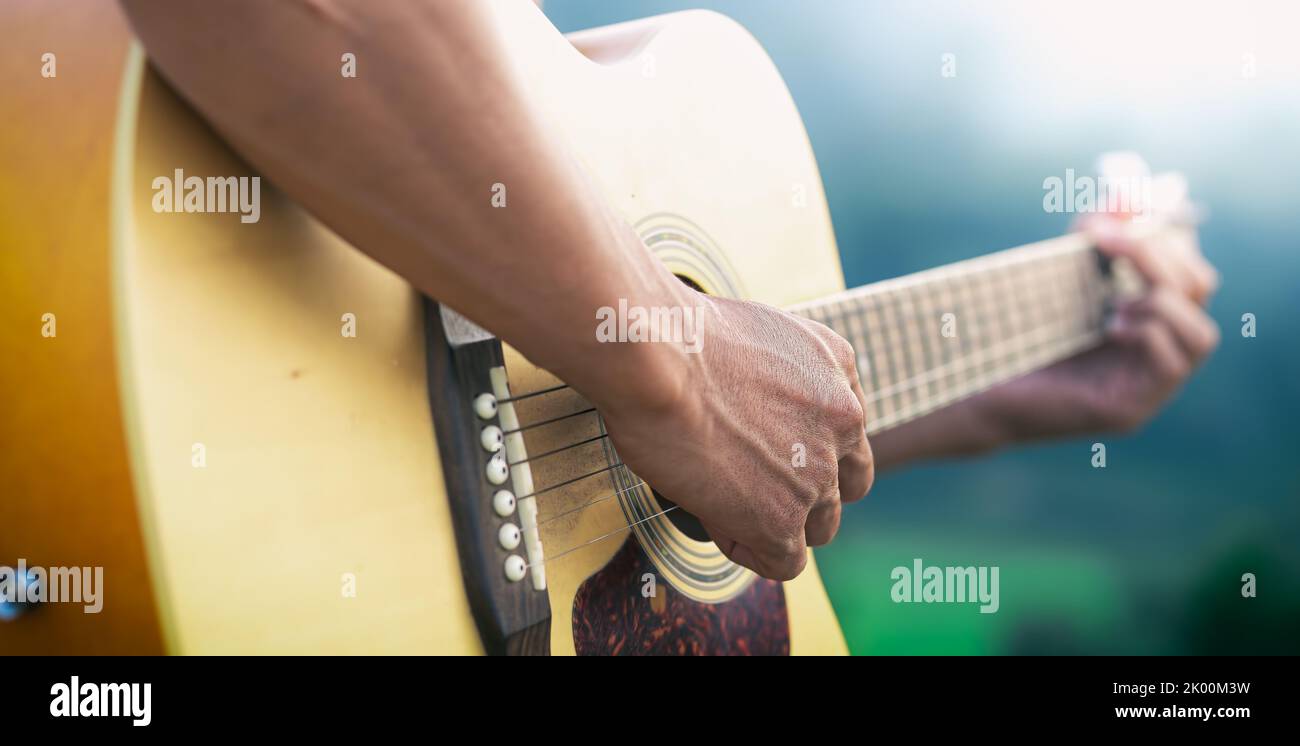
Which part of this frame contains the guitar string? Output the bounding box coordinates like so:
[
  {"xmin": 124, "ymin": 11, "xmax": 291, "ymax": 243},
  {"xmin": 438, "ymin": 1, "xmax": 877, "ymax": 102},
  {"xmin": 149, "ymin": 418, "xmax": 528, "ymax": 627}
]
[
  {"xmin": 507, "ymin": 432, "xmax": 606, "ymax": 467},
  {"xmin": 496, "ymin": 382, "xmax": 569, "ymax": 405},
  {"xmin": 496, "ymin": 253, "xmax": 1103, "ymax": 444},
  {"xmin": 566, "ymin": 254, "xmax": 1098, "ymax": 437},
  {"xmin": 514, "ymin": 460, "xmax": 626, "ymax": 501},
  {"xmin": 525, "ymin": 505, "xmax": 680, "ymax": 571},
  {"xmin": 501, "ymin": 406, "xmax": 597, "ymax": 435},
  {"xmin": 537, "ymin": 479, "xmax": 647, "ymax": 527},
  {"xmin": 491, "ymin": 245, "xmax": 1103, "ymax": 408},
  {"xmin": 811, "ymin": 243, "xmax": 1099, "ymax": 331}
]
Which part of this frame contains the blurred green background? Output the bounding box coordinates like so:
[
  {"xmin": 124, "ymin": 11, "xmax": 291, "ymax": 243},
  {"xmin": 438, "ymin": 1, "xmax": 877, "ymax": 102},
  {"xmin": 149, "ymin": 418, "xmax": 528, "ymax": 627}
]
[{"xmin": 546, "ymin": 0, "xmax": 1300, "ymax": 653}]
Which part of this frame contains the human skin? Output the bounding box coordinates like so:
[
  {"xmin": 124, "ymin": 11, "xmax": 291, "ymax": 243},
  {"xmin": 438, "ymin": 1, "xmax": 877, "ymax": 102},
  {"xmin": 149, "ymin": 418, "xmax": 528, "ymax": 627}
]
[{"xmin": 117, "ymin": 0, "xmax": 1217, "ymax": 580}]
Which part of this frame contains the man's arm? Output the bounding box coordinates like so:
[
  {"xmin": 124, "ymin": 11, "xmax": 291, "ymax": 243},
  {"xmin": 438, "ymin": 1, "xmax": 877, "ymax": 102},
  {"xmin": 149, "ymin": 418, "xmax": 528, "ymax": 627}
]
[
  {"xmin": 119, "ymin": 0, "xmax": 673, "ymax": 407},
  {"xmin": 118, "ymin": 0, "xmax": 873, "ymax": 580}
]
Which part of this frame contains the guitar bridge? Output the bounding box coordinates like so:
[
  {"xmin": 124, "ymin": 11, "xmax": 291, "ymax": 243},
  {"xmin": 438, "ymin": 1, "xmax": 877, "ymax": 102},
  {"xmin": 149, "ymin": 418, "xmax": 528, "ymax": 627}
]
[{"xmin": 422, "ymin": 299, "xmax": 551, "ymax": 655}]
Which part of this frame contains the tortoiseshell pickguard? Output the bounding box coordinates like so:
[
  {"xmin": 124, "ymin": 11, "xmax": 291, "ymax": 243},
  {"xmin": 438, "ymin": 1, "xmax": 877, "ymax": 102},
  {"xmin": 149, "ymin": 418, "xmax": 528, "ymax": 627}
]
[{"xmin": 571, "ymin": 537, "xmax": 790, "ymax": 655}]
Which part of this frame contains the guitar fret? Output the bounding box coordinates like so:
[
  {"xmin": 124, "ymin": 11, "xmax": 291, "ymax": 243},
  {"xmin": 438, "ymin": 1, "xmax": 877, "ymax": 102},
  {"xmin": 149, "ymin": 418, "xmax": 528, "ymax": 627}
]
[
  {"xmin": 884, "ymin": 291, "xmax": 912, "ymax": 410},
  {"xmin": 961, "ymin": 269, "xmax": 987, "ymax": 384},
  {"xmin": 868, "ymin": 293, "xmax": 899, "ymax": 423},
  {"xmin": 944, "ymin": 282, "xmax": 964, "ymax": 401},
  {"xmin": 903, "ymin": 290, "xmax": 936, "ymax": 405},
  {"xmin": 841, "ymin": 294, "xmax": 873, "ymax": 413},
  {"xmin": 992, "ymin": 264, "xmax": 1020, "ymax": 378},
  {"xmin": 1008, "ymin": 258, "xmax": 1034, "ymax": 366},
  {"xmin": 1044, "ymin": 254, "xmax": 1075, "ymax": 336},
  {"xmin": 913, "ymin": 283, "xmax": 943, "ymax": 405},
  {"xmin": 925, "ymin": 283, "xmax": 955, "ymax": 407},
  {"xmin": 899, "ymin": 290, "xmax": 926, "ymax": 411}
]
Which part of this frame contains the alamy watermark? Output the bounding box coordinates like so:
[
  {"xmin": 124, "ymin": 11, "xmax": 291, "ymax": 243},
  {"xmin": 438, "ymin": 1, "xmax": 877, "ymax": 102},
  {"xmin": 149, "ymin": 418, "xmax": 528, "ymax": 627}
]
[
  {"xmin": 595, "ymin": 298, "xmax": 706, "ymax": 353},
  {"xmin": 152, "ymin": 168, "xmax": 261, "ymax": 224},
  {"xmin": 50, "ymin": 676, "xmax": 151, "ymax": 727},
  {"xmin": 0, "ymin": 559, "xmax": 103, "ymax": 615},
  {"xmin": 890, "ymin": 558, "xmax": 999, "ymax": 614},
  {"xmin": 1042, "ymin": 167, "xmax": 1151, "ymax": 220}
]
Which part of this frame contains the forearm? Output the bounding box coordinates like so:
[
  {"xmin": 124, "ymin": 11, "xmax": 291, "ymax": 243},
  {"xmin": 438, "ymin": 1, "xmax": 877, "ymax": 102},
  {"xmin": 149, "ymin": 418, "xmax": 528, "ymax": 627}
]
[
  {"xmin": 868, "ymin": 388, "xmax": 1016, "ymax": 471},
  {"xmin": 118, "ymin": 0, "xmax": 688, "ymax": 406}
]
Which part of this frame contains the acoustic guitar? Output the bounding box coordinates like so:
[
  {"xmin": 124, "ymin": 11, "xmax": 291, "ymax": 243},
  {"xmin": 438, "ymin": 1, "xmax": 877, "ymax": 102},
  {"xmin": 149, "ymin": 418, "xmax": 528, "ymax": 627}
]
[{"xmin": 0, "ymin": 0, "xmax": 1186, "ymax": 655}]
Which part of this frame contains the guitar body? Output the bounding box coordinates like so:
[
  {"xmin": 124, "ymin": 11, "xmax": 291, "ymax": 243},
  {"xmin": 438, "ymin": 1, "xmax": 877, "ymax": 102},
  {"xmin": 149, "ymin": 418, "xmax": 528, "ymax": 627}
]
[{"xmin": 2, "ymin": 1, "xmax": 847, "ymax": 654}]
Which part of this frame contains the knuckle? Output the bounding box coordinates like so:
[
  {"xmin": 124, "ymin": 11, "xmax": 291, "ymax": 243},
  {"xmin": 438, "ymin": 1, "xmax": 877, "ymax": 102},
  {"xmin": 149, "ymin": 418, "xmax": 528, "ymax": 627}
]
[
  {"xmin": 759, "ymin": 531, "xmax": 805, "ymax": 575},
  {"xmin": 794, "ymin": 484, "xmax": 820, "ymax": 508},
  {"xmin": 780, "ymin": 533, "xmax": 804, "ymax": 560},
  {"xmin": 784, "ymin": 481, "xmax": 821, "ymax": 525},
  {"xmin": 771, "ymin": 545, "xmax": 808, "ymax": 581},
  {"xmin": 819, "ymin": 455, "xmax": 840, "ymax": 485},
  {"xmin": 796, "ymin": 458, "xmax": 836, "ymax": 507},
  {"xmin": 830, "ymin": 387, "xmax": 865, "ymax": 434},
  {"xmin": 822, "ymin": 480, "xmax": 842, "ymax": 506},
  {"xmin": 829, "ymin": 332, "xmax": 856, "ymax": 366}
]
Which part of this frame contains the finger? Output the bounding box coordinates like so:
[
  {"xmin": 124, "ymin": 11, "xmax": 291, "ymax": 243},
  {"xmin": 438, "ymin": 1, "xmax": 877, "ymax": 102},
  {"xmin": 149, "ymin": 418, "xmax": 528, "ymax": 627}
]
[
  {"xmin": 1145, "ymin": 234, "xmax": 1208, "ymax": 303},
  {"xmin": 837, "ymin": 438, "xmax": 874, "ymax": 504},
  {"xmin": 1164, "ymin": 228, "xmax": 1220, "ymax": 303},
  {"xmin": 804, "ymin": 496, "xmax": 841, "ymax": 547},
  {"xmin": 829, "ymin": 323, "xmax": 874, "ymax": 504},
  {"xmin": 841, "ymin": 338, "xmax": 871, "ymax": 426},
  {"xmin": 1109, "ymin": 311, "xmax": 1192, "ymax": 385},
  {"xmin": 805, "ymin": 320, "xmax": 872, "ymax": 453},
  {"xmin": 1089, "ymin": 221, "xmax": 1184, "ymax": 292},
  {"xmin": 705, "ymin": 520, "xmax": 808, "ymax": 581},
  {"xmin": 1189, "ymin": 255, "xmax": 1220, "ymax": 304},
  {"xmin": 1127, "ymin": 288, "xmax": 1221, "ymax": 364}
]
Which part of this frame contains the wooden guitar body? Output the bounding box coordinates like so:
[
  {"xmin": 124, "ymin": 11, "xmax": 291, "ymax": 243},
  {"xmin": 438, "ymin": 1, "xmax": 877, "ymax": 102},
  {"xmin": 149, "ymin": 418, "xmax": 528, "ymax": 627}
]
[{"xmin": 1, "ymin": 1, "xmax": 848, "ymax": 654}]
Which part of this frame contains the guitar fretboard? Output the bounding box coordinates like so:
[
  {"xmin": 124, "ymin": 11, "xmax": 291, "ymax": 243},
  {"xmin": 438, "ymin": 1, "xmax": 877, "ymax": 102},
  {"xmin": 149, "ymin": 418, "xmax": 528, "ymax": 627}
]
[{"xmin": 790, "ymin": 234, "xmax": 1120, "ymax": 434}]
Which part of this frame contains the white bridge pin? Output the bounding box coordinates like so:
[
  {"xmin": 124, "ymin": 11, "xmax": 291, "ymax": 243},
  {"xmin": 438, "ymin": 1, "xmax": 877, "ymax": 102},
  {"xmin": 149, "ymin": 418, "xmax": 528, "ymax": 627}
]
[
  {"xmin": 485, "ymin": 455, "xmax": 509, "ymax": 485},
  {"xmin": 492, "ymin": 489, "xmax": 516, "ymax": 517},
  {"xmin": 473, "ymin": 393, "xmax": 497, "ymax": 420},
  {"xmin": 504, "ymin": 555, "xmax": 526, "ymax": 582},
  {"xmin": 499, "ymin": 523, "xmax": 521, "ymax": 551},
  {"xmin": 480, "ymin": 425, "xmax": 504, "ymax": 452}
]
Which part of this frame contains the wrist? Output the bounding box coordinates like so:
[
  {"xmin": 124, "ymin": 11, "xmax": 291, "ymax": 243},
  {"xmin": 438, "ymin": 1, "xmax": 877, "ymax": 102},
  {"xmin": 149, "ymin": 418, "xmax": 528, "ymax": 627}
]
[{"xmin": 546, "ymin": 233, "xmax": 703, "ymax": 419}]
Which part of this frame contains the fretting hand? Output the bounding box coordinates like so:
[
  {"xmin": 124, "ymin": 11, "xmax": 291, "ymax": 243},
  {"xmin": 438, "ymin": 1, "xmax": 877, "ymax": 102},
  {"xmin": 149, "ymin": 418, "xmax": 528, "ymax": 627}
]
[{"xmin": 871, "ymin": 168, "xmax": 1220, "ymax": 468}]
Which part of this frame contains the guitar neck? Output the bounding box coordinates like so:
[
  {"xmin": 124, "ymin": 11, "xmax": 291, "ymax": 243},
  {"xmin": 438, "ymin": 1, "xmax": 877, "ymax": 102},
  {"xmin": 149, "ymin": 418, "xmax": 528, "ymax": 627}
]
[{"xmin": 790, "ymin": 233, "xmax": 1123, "ymax": 435}]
